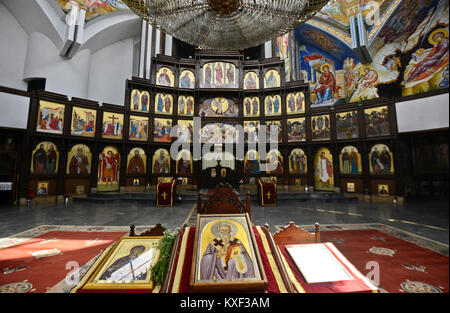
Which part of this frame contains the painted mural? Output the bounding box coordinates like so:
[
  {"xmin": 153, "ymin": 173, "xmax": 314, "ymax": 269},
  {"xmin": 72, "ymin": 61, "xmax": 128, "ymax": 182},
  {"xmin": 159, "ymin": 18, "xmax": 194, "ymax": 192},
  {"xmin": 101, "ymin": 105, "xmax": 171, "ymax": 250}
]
[
  {"xmin": 200, "ymin": 62, "xmax": 239, "ymax": 88},
  {"xmin": 36, "ymin": 101, "xmax": 65, "ymax": 135},
  {"xmin": 155, "ymin": 93, "xmax": 173, "ymax": 115},
  {"xmin": 286, "ymin": 92, "xmax": 305, "ymax": 114},
  {"xmin": 152, "ymin": 149, "xmax": 170, "ymax": 174},
  {"xmin": 244, "ymin": 150, "xmax": 261, "ymax": 174},
  {"xmin": 129, "ymin": 115, "xmax": 149, "ymax": 141},
  {"xmin": 264, "ymin": 95, "xmax": 282, "ymax": 116},
  {"xmin": 264, "ymin": 69, "xmax": 281, "ymax": 88},
  {"xmin": 369, "ymin": 144, "xmax": 394, "ymax": 175},
  {"xmin": 71, "ymin": 106, "xmax": 96, "ymax": 137},
  {"xmin": 97, "ymin": 146, "xmax": 120, "ymax": 192},
  {"xmin": 127, "ymin": 147, "xmax": 146, "ymax": 175},
  {"xmin": 176, "ymin": 150, "xmax": 193, "ymax": 175},
  {"xmin": 67, "ymin": 144, "xmax": 91, "ymax": 175},
  {"xmin": 244, "ymin": 71, "xmax": 260, "ymax": 90},
  {"xmin": 201, "ymin": 123, "xmax": 237, "ymax": 144},
  {"xmin": 274, "ymin": 32, "xmax": 293, "ymax": 81},
  {"xmin": 266, "ymin": 149, "xmax": 283, "ymax": 175},
  {"xmin": 130, "ymin": 90, "xmax": 150, "ymax": 113},
  {"xmin": 174, "ymin": 120, "xmax": 193, "ymax": 143},
  {"xmin": 156, "ymin": 67, "xmax": 175, "ymax": 87},
  {"xmin": 31, "ymin": 142, "xmax": 59, "ymax": 175},
  {"xmin": 265, "ymin": 120, "xmax": 282, "ymax": 143},
  {"xmin": 243, "ymin": 97, "xmax": 260, "ymax": 117},
  {"xmin": 314, "ymin": 147, "xmax": 334, "ymax": 192},
  {"xmin": 287, "ymin": 117, "xmax": 307, "ymax": 142},
  {"xmin": 178, "ymin": 95, "xmax": 194, "ymax": 116},
  {"xmin": 199, "ymin": 97, "xmax": 239, "ymax": 117},
  {"xmin": 339, "ymin": 146, "xmax": 362, "ymax": 174},
  {"xmin": 289, "ymin": 148, "xmax": 307, "ymax": 175},
  {"xmin": 311, "ymin": 114, "xmax": 331, "ymax": 141},
  {"xmin": 336, "ymin": 110, "xmax": 359, "ymax": 139},
  {"xmin": 102, "ymin": 112, "xmax": 124, "ymax": 140},
  {"xmin": 290, "ymin": 0, "xmax": 448, "ymax": 106},
  {"xmin": 179, "ymin": 70, "xmax": 195, "ymax": 89},
  {"xmin": 364, "ymin": 106, "xmax": 390, "ymax": 137},
  {"xmin": 57, "ymin": 0, "xmax": 127, "ymax": 22},
  {"xmin": 153, "ymin": 118, "xmax": 172, "ymax": 142},
  {"xmin": 243, "ymin": 121, "xmax": 260, "ymax": 144}
]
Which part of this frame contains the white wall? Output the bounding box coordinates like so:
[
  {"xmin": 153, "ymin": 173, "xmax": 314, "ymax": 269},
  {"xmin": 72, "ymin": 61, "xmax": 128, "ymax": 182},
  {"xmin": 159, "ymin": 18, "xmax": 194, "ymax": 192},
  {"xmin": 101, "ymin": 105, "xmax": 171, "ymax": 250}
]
[
  {"xmin": 396, "ymin": 93, "xmax": 449, "ymax": 133},
  {"xmin": 0, "ymin": 93, "xmax": 29, "ymax": 129},
  {"xmin": 23, "ymin": 32, "xmax": 92, "ymax": 99},
  {"xmin": 87, "ymin": 38, "xmax": 134, "ymax": 106},
  {"xmin": 0, "ymin": 1, "xmax": 28, "ymax": 90}
]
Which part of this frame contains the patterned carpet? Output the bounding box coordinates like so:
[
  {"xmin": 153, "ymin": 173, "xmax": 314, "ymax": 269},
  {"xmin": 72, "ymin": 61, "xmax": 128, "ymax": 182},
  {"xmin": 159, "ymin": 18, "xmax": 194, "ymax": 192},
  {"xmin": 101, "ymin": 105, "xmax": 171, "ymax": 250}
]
[{"xmin": 0, "ymin": 222, "xmax": 448, "ymax": 293}]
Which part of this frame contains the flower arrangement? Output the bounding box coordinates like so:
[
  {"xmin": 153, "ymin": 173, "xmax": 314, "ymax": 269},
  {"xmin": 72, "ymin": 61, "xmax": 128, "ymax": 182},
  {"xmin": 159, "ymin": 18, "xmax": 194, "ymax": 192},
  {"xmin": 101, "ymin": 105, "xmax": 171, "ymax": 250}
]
[{"xmin": 26, "ymin": 187, "xmax": 35, "ymax": 200}]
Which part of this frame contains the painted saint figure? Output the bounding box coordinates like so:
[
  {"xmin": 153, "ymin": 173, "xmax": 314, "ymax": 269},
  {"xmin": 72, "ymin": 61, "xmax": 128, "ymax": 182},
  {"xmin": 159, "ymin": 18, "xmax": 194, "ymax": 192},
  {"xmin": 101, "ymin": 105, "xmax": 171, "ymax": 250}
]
[
  {"xmin": 315, "ymin": 64, "xmax": 336, "ymax": 104},
  {"xmin": 98, "ymin": 150, "xmax": 119, "ymax": 184},
  {"xmin": 158, "ymin": 68, "xmax": 172, "ymax": 86},
  {"xmin": 153, "ymin": 150, "xmax": 170, "ymax": 174},
  {"xmin": 69, "ymin": 146, "xmax": 90, "ymax": 175},
  {"xmin": 200, "ymin": 223, "xmax": 255, "ymax": 281},
  {"xmin": 127, "ymin": 149, "xmax": 145, "ymax": 174},
  {"xmin": 32, "ymin": 144, "xmax": 47, "ymax": 175},
  {"xmin": 141, "ymin": 92, "xmax": 148, "ymax": 112},
  {"xmin": 290, "ymin": 150, "xmax": 306, "ymax": 174},
  {"xmin": 177, "ymin": 151, "xmax": 192, "ymax": 175},
  {"xmin": 244, "ymin": 151, "xmax": 261, "ymax": 174},
  {"xmin": 45, "ymin": 145, "xmax": 57, "ymax": 175},
  {"xmin": 215, "ymin": 63, "xmax": 223, "ymax": 85},
  {"xmin": 316, "ymin": 151, "xmax": 333, "ymax": 186},
  {"xmin": 406, "ymin": 29, "xmax": 449, "ymax": 83},
  {"xmin": 99, "ymin": 245, "xmax": 147, "ymax": 281}
]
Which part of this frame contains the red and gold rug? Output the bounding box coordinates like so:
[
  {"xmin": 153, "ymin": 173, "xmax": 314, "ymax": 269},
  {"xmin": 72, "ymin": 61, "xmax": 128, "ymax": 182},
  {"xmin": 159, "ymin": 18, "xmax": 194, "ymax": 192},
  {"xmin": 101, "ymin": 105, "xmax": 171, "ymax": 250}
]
[
  {"xmin": 0, "ymin": 225, "xmax": 153, "ymax": 293},
  {"xmin": 319, "ymin": 228, "xmax": 449, "ymax": 293}
]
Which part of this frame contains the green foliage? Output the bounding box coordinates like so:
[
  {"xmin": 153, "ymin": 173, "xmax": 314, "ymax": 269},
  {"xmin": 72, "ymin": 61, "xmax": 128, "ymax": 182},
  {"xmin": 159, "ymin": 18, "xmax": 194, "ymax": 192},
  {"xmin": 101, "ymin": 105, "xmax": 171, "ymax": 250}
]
[{"xmin": 150, "ymin": 229, "xmax": 177, "ymax": 286}]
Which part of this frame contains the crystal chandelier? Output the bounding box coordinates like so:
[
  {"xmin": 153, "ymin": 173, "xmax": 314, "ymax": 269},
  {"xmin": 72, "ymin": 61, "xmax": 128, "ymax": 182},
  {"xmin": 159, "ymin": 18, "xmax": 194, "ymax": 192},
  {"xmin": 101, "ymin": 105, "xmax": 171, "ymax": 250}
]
[{"xmin": 122, "ymin": 0, "xmax": 330, "ymax": 50}]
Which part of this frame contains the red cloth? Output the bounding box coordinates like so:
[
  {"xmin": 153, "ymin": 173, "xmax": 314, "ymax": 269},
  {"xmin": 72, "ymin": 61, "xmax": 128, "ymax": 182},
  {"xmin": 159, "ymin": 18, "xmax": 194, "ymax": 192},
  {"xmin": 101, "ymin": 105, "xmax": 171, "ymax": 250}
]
[
  {"xmin": 157, "ymin": 179, "xmax": 175, "ymax": 206},
  {"xmin": 320, "ymin": 229, "xmax": 449, "ymax": 293},
  {"xmin": 0, "ymin": 231, "xmax": 127, "ymax": 293},
  {"xmin": 258, "ymin": 180, "xmax": 276, "ymax": 205},
  {"xmin": 252, "ymin": 226, "xmax": 282, "ymax": 293},
  {"xmin": 169, "ymin": 226, "xmax": 282, "ymax": 293}
]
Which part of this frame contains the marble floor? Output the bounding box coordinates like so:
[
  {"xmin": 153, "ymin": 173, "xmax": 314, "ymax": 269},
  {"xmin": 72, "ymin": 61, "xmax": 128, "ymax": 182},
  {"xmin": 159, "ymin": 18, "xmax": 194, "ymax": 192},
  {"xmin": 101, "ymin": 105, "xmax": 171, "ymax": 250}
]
[{"xmin": 0, "ymin": 197, "xmax": 448, "ymax": 246}]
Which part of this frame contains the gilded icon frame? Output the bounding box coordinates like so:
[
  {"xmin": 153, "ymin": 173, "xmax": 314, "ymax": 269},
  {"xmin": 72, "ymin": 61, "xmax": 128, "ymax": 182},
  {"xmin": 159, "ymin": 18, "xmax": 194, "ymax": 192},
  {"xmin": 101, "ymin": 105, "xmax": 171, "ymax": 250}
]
[
  {"xmin": 76, "ymin": 236, "xmax": 162, "ymax": 291},
  {"xmin": 190, "ymin": 213, "xmax": 267, "ymax": 293}
]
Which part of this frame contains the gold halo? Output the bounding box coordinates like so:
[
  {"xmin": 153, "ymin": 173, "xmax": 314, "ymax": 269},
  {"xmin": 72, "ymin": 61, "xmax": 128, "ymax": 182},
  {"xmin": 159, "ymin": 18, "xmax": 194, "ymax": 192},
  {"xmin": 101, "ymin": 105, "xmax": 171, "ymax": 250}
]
[
  {"xmin": 429, "ymin": 28, "xmax": 448, "ymax": 45},
  {"xmin": 320, "ymin": 63, "xmax": 331, "ymax": 72},
  {"xmin": 361, "ymin": 65, "xmax": 372, "ymax": 73},
  {"xmin": 415, "ymin": 48, "xmax": 425, "ymax": 56}
]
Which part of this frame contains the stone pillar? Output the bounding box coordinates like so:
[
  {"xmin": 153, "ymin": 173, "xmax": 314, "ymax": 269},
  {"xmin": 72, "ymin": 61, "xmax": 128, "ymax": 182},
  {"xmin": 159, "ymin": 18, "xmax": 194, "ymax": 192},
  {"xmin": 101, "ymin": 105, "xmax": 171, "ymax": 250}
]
[
  {"xmin": 264, "ymin": 41, "xmax": 272, "ymax": 58},
  {"xmin": 164, "ymin": 34, "xmax": 173, "ymax": 56}
]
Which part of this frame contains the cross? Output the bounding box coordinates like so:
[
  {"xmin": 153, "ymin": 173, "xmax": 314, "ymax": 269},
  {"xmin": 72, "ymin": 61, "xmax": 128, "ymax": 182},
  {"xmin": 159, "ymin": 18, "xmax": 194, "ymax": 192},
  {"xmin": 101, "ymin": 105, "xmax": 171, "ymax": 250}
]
[
  {"xmin": 162, "ymin": 192, "xmax": 167, "ymax": 200},
  {"xmin": 109, "ymin": 114, "xmax": 118, "ymax": 125},
  {"xmin": 265, "ymin": 191, "xmax": 271, "ymax": 199}
]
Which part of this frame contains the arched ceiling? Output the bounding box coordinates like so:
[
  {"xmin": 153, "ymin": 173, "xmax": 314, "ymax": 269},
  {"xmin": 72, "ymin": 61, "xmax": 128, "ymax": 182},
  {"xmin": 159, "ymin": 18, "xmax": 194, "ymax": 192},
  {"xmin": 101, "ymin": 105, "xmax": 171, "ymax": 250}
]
[{"xmin": 1, "ymin": 0, "xmax": 139, "ymax": 55}]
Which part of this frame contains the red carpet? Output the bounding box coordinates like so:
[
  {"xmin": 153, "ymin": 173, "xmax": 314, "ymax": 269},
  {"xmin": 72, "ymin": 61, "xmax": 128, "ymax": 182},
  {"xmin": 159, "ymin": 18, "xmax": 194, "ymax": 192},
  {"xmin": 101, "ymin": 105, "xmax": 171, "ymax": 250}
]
[
  {"xmin": 320, "ymin": 229, "xmax": 449, "ymax": 293},
  {"xmin": 0, "ymin": 231, "xmax": 127, "ymax": 293}
]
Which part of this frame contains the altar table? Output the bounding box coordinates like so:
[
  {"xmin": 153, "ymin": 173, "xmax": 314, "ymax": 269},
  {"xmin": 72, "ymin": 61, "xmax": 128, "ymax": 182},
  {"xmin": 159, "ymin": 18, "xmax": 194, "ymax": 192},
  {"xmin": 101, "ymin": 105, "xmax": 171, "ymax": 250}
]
[{"xmin": 166, "ymin": 226, "xmax": 378, "ymax": 293}]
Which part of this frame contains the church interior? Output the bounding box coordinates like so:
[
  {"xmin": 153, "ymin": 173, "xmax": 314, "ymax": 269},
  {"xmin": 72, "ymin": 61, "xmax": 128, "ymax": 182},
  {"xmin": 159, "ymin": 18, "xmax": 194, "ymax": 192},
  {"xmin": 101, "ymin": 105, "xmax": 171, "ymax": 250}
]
[{"xmin": 0, "ymin": 0, "xmax": 448, "ymax": 299}]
